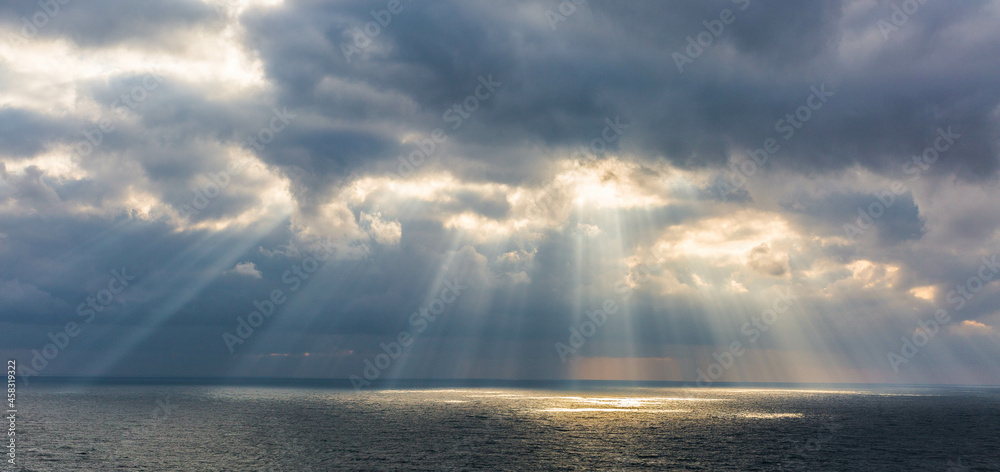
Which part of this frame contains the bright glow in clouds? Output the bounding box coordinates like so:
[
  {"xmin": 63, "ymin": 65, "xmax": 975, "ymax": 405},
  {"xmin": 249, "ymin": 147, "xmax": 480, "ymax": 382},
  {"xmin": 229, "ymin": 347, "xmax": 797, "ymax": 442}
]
[
  {"xmin": 655, "ymin": 212, "xmax": 795, "ymax": 263},
  {"xmin": 0, "ymin": 14, "xmax": 269, "ymax": 118}
]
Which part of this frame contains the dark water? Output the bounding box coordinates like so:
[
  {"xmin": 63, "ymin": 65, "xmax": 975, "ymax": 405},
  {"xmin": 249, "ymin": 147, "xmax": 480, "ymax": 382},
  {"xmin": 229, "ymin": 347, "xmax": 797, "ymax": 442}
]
[{"xmin": 9, "ymin": 385, "xmax": 1000, "ymax": 471}]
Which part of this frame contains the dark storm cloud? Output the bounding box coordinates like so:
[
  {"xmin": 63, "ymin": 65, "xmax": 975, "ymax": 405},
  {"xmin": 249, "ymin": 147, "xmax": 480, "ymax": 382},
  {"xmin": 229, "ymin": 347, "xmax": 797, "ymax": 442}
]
[
  {"xmin": 232, "ymin": 0, "xmax": 1000, "ymax": 193},
  {"xmin": 3, "ymin": 0, "xmax": 996, "ymax": 190},
  {"xmin": 0, "ymin": 109, "xmax": 78, "ymax": 158},
  {"xmin": 782, "ymin": 191, "xmax": 925, "ymax": 245}
]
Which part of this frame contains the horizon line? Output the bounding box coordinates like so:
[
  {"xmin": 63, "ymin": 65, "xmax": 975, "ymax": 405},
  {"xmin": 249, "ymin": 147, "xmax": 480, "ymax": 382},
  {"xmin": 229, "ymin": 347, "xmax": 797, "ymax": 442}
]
[{"xmin": 18, "ymin": 376, "xmax": 1000, "ymax": 389}]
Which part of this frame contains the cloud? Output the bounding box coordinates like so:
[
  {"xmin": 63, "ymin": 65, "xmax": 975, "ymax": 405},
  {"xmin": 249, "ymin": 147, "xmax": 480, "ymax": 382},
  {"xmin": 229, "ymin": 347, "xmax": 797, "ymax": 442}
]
[
  {"xmin": 950, "ymin": 319, "xmax": 995, "ymax": 337},
  {"xmin": 746, "ymin": 243, "xmax": 789, "ymax": 277},
  {"xmin": 360, "ymin": 211, "xmax": 402, "ymax": 246},
  {"xmin": 226, "ymin": 261, "xmax": 262, "ymax": 279}
]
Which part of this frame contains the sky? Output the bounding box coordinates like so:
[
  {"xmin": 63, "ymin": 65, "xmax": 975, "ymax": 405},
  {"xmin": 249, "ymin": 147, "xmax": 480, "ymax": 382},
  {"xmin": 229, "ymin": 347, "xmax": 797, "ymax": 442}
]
[{"xmin": 1, "ymin": 0, "xmax": 999, "ymax": 386}]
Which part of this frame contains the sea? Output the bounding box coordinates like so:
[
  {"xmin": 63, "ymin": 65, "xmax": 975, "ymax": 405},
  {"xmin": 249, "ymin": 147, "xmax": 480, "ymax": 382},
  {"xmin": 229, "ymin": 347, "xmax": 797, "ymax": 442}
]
[{"xmin": 8, "ymin": 381, "xmax": 1000, "ymax": 471}]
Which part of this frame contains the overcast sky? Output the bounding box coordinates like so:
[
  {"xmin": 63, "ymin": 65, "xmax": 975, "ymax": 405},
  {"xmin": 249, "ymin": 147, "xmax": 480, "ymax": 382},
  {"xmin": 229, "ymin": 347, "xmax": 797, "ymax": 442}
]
[{"xmin": 2, "ymin": 0, "xmax": 999, "ymax": 385}]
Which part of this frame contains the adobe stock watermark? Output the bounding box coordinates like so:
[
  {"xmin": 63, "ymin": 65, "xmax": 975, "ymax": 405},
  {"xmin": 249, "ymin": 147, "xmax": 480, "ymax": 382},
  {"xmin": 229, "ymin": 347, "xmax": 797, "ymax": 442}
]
[
  {"xmin": 71, "ymin": 69, "xmax": 164, "ymax": 160},
  {"xmin": 877, "ymin": 0, "xmax": 931, "ymax": 41},
  {"xmin": 18, "ymin": 268, "xmax": 137, "ymax": 384},
  {"xmin": 222, "ymin": 240, "xmax": 336, "ymax": 354},
  {"xmin": 4, "ymin": 0, "xmax": 71, "ymax": 46},
  {"xmin": 714, "ymin": 84, "xmax": 834, "ymax": 200},
  {"xmin": 673, "ymin": 0, "xmax": 751, "ymax": 72},
  {"xmin": 340, "ymin": 0, "xmax": 412, "ymax": 63},
  {"xmin": 6, "ymin": 361, "xmax": 15, "ymax": 467},
  {"xmin": 178, "ymin": 107, "xmax": 296, "ymax": 219},
  {"xmin": 887, "ymin": 253, "xmax": 998, "ymax": 372},
  {"xmin": 350, "ymin": 276, "xmax": 469, "ymax": 390},
  {"xmin": 396, "ymin": 74, "xmax": 502, "ymax": 177},
  {"xmin": 544, "ymin": 0, "xmax": 587, "ymax": 31},
  {"xmin": 555, "ymin": 246, "xmax": 662, "ymax": 363},
  {"xmin": 696, "ymin": 286, "xmax": 797, "ymax": 386},
  {"xmin": 843, "ymin": 126, "xmax": 958, "ymax": 240},
  {"xmin": 554, "ymin": 299, "xmax": 617, "ymax": 363}
]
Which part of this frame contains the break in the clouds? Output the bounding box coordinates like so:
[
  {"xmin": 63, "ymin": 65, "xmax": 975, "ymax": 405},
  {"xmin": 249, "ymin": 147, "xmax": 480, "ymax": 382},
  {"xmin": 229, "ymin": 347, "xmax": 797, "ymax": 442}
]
[{"xmin": 1, "ymin": 0, "xmax": 999, "ymax": 385}]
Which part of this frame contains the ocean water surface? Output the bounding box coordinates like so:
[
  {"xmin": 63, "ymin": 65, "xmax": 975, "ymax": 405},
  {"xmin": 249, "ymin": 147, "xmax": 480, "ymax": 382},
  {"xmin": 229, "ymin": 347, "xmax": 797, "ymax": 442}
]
[{"xmin": 11, "ymin": 385, "xmax": 1000, "ymax": 471}]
